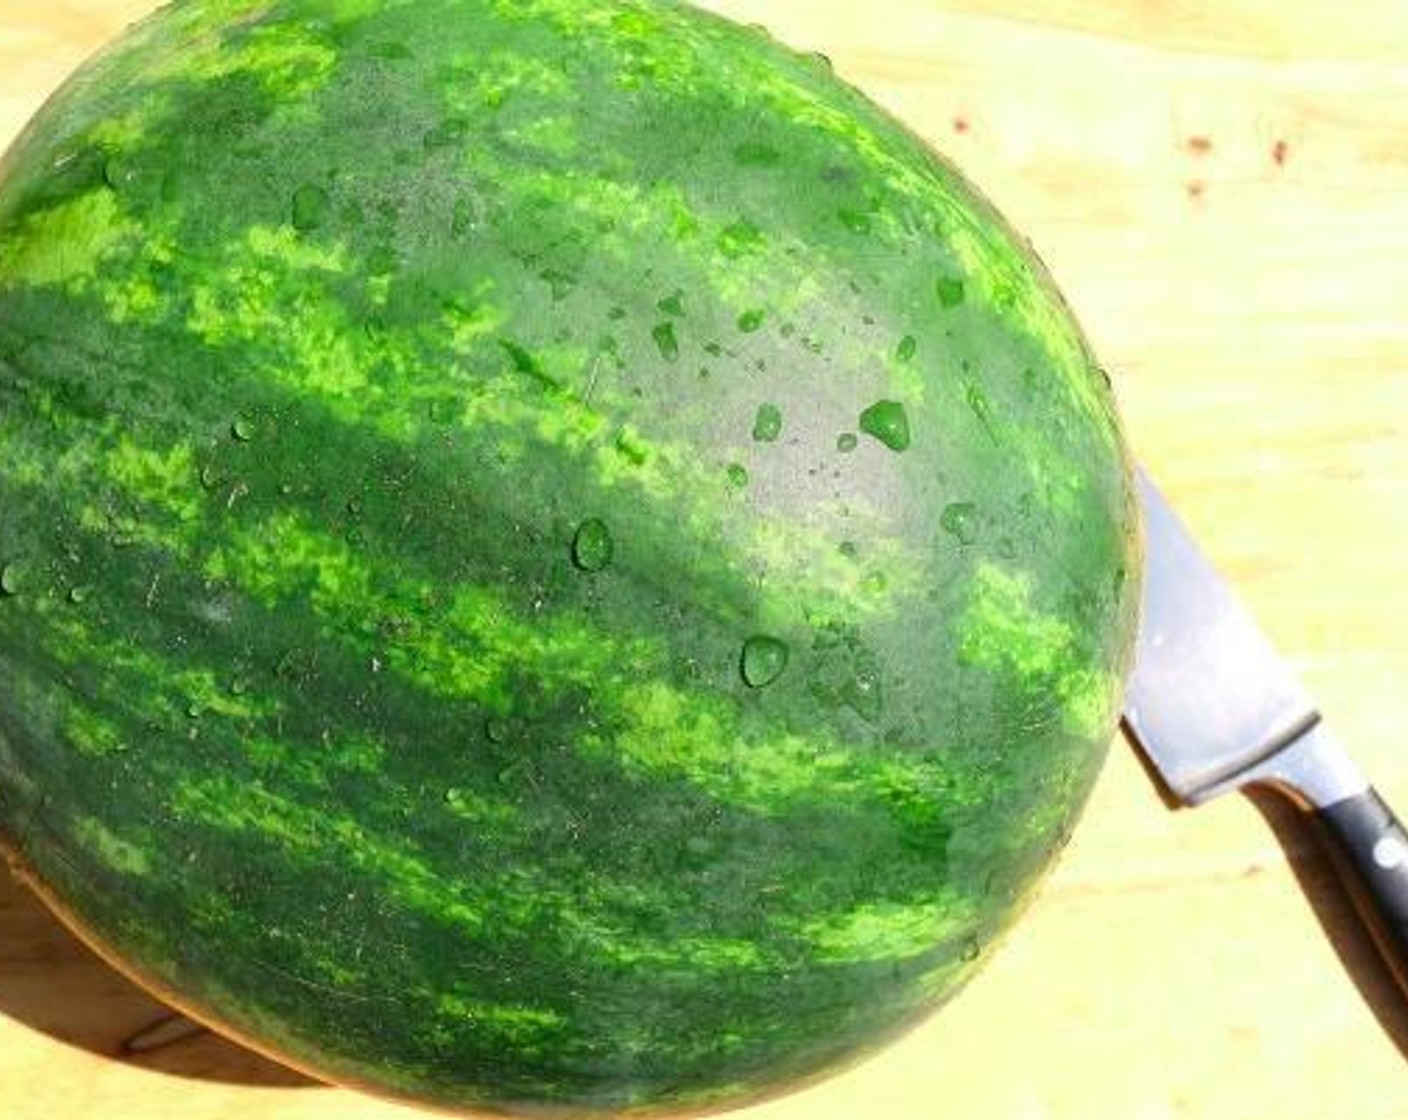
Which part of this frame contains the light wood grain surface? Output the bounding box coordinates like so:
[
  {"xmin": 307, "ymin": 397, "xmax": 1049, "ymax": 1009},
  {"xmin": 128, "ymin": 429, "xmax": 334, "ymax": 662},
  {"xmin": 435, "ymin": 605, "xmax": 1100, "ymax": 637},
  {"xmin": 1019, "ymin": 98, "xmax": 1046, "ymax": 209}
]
[{"xmin": 3, "ymin": 2, "xmax": 1408, "ymax": 1118}]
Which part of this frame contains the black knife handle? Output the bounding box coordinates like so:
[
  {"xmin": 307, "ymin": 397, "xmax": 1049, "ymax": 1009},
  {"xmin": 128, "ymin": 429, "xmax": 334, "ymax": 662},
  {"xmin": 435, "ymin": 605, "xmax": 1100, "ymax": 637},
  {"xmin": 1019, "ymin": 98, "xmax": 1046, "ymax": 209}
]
[{"xmin": 1315, "ymin": 787, "xmax": 1408, "ymax": 993}]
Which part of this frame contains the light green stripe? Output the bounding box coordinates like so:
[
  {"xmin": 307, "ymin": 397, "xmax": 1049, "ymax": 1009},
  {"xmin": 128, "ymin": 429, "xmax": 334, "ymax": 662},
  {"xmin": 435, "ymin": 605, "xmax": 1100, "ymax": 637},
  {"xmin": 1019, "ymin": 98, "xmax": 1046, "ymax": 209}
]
[
  {"xmin": 0, "ymin": 190, "xmax": 136, "ymax": 291},
  {"xmin": 955, "ymin": 561, "xmax": 1119, "ymax": 739}
]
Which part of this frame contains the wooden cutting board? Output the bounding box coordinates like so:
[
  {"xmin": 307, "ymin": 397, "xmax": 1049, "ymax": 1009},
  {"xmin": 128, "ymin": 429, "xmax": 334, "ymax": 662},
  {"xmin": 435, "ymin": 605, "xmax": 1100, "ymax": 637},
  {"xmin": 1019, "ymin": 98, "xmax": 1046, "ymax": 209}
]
[{"xmin": 3, "ymin": 2, "xmax": 1408, "ymax": 1117}]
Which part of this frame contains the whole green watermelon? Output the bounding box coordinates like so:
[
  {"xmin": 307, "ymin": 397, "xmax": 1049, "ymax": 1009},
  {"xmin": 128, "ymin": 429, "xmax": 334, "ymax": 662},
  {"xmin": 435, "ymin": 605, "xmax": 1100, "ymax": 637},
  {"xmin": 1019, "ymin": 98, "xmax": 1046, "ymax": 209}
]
[{"xmin": 0, "ymin": 0, "xmax": 1139, "ymax": 1113}]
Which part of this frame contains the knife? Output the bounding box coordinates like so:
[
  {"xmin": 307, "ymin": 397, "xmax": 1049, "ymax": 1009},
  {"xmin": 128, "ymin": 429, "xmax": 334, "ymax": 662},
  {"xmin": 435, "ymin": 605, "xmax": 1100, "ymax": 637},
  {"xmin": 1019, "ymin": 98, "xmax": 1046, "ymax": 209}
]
[{"xmin": 1123, "ymin": 469, "xmax": 1408, "ymax": 993}]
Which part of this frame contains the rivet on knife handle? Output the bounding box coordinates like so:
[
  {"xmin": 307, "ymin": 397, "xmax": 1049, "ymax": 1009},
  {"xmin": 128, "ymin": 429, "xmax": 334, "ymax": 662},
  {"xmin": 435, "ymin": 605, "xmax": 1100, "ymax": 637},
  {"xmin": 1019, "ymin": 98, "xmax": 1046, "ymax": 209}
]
[{"xmin": 1317, "ymin": 782, "xmax": 1408, "ymax": 994}]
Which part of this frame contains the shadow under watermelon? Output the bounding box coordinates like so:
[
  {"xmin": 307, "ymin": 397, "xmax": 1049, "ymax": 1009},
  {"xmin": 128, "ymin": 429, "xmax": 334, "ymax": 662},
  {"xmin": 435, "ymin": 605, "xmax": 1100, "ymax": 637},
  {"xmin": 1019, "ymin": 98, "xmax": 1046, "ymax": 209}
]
[{"xmin": 0, "ymin": 857, "xmax": 316, "ymax": 1087}]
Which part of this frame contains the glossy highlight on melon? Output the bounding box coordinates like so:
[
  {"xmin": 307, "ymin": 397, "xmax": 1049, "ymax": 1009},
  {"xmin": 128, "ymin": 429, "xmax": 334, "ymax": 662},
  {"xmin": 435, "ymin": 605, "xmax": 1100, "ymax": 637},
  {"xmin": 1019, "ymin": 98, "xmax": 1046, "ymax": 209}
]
[{"xmin": 0, "ymin": 0, "xmax": 1141, "ymax": 1114}]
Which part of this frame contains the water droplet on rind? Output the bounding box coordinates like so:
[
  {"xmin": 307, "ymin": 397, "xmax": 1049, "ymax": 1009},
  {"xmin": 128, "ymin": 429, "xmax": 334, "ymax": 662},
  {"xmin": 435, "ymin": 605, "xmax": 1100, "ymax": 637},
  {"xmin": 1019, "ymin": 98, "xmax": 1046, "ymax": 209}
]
[
  {"xmin": 0, "ymin": 563, "xmax": 21, "ymax": 597},
  {"xmin": 571, "ymin": 518, "xmax": 614, "ymax": 572},
  {"xmin": 741, "ymin": 635, "xmax": 789, "ymax": 688},
  {"xmin": 837, "ymin": 208, "xmax": 871, "ymax": 234},
  {"xmin": 451, "ymin": 197, "xmax": 479, "ymax": 238},
  {"xmin": 737, "ymin": 309, "xmax": 766, "ymax": 333},
  {"xmin": 102, "ymin": 152, "xmax": 139, "ymax": 193},
  {"xmin": 936, "ymin": 277, "xmax": 966, "ymax": 308},
  {"xmin": 652, "ymin": 321, "xmax": 680, "ymax": 361},
  {"xmin": 941, "ymin": 502, "xmax": 979, "ymax": 545},
  {"xmin": 859, "ymin": 400, "xmax": 911, "ymax": 452},
  {"xmin": 836, "ymin": 433, "xmax": 858, "ymax": 453},
  {"xmin": 752, "ymin": 403, "xmax": 783, "ymax": 443},
  {"xmin": 965, "ymin": 383, "xmax": 997, "ymax": 441},
  {"xmin": 843, "ymin": 678, "xmax": 883, "ymax": 723},
  {"xmin": 68, "ymin": 585, "xmax": 91, "ymax": 605},
  {"xmin": 726, "ymin": 463, "xmax": 749, "ymax": 488},
  {"xmin": 291, "ymin": 184, "xmax": 330, "ymax": 231},
  {"xmin": 231, "ymin": 418, "xmax": 255, "ymax": 442},
  {"xmin": 540, "ymin": 268, "xmax": 576, "ymax": 301},
  {"xmin": 897, "ymin": 335, "xmax": 918, "ymax": 362}
]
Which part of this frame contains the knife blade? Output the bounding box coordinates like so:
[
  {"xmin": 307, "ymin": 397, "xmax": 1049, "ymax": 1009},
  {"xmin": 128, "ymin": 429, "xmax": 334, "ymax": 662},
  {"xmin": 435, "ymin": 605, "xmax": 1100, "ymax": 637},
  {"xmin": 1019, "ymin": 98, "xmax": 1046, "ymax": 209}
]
[{"xmin": 1123, "ymin": 469, "xmax": 1408, "ymax": 992}]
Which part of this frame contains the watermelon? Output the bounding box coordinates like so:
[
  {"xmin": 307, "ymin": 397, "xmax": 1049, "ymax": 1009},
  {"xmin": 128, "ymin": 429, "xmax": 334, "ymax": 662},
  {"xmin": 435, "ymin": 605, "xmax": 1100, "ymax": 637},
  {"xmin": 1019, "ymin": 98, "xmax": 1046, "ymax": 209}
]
[{"xmin": 0, "ymin": 0, "xmax": 1140, "ymax": 1114}]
